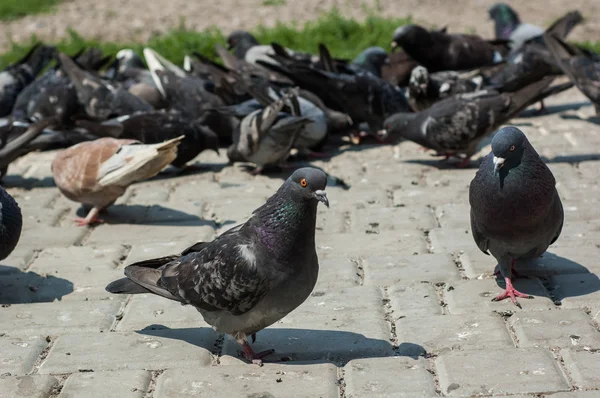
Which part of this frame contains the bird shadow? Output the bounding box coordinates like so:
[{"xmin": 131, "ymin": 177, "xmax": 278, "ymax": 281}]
[
  {"xmin": 0, "ymin": 265, "xmax": 74, "ymax": 304},
  {"xmin": 402, "ymin": 157, "xmax": 483, "ymax": 170},
  {"xmin": 493, "ymin": 252, "xmax": 600, "ymax": 304},
  {"xmin": 560, "ymin": 113, "xmax": 600, "ymax": 126},
  {"xmin": 519, "ymin": 101, "xmax": 592, "ymax": 118},
  {"xmin": 136, "ymin": 325, "xmax": 423, "ymax": 366},
  {"xmin": 542, "ymin": 153, "xmax": 600, "ymax": 164},
  {"xmin": 150, "ymin": 162, "xmax": 230, "ymax": 182},
  {"xmin": 1, "ymin": 175, "xmax": 56, "ymax": 190},
  {"xmin": 74, "ymin": 204, "xmax": 216, "ymax": 227}
]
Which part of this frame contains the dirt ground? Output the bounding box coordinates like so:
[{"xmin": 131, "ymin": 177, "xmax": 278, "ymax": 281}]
[{"xmin": 0, "ymin": 0, "xmax": 598, "ymax": 52}]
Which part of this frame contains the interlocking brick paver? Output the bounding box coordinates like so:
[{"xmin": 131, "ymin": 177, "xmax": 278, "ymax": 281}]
[
  {"xmin": 39, "ymin": 331, "xmax": 216, "ymax": 374},
  {"xmin": 388, "ymin": 282, "xmax": 441, "ymax": 318},
  {"xmin": 429, "ymin": 227, "xmax": 473, "ymax": 253},
  {"xmin": 436, "ymin": 348, "xmax": 570, "ymax": 396},
  {"xmin": 351, "ymin": 206, "xmax": 437, "ymax": 233},
  {"xmin": 344, "ymin": 357, "xmax": 436, "ymax": 398},
  {"xmin": 154, "ymin": 364, "xmax": 339, "ymax": 397},
  {"xmin": 362, "ymin": 253, "xmax": 462, "ymax": 286},
  {"xmin": 85, "ymin": 222, "xmax": 214, "ymax": 246},
  {"xmin": 59, "ymin": 370, "xmax": 151, "ymax": 398},
  {"xmin": 0, "ymin": 375, "xmax": 58, "ymax": 398},
  {"xmin": 0, "ymin": 336, "xmax": 47, "ymax": 376},
  {"xmin": 561, "ymin": 349, "xmax": 600, "ymax": 389},
  {"xmin": 509, "ymin": 309, "xmax": 600, "ymax": 349},
  {"xmin": 550, "ymin": 273, "xmax": 600, "ymax": 308}
]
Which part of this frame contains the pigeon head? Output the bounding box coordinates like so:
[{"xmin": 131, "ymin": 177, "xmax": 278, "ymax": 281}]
[
  {"xmin": 382, "ymin": 112, "xmax": 418, "ymax": 141},
  {"xmin": 391, "ymin": 25, "xmax": 430, "ymax": 51},
  {"xmin": 409, "ymin": 66, "xmax": 429, "ymax": 95},
  {"xmin": 226, "ymin": 31, "xmax": 260, "ymax": 58},
  {"xmin": 491, "ymin": 126, "xmax": 527, "ymax": 174},
  {"xmin": 286, "ymin": 167, "xmax": 329, "ymax": 208},
  {"xmin": 116, "ymin": 49, "xmax": 146, "ymax": 69},
  {"xmin": 488, "ymin": 3, "xmax": 520, "ymax": 39},
  {"xmin": 352, "ymin": 47, "xmax": 389, "ymax": 75}
]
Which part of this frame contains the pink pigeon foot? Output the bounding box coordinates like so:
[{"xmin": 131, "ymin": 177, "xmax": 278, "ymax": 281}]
[
  {"xmin": 74, "ymin": 207, "xmax": 104, "ymax": 227},
  {"xmin": 240, "ymin": 342, "xmax": 275, "ymax": 366},
  {"xmin": 492, "ymin": 277, "xmax": 533, "ymax": 308}
]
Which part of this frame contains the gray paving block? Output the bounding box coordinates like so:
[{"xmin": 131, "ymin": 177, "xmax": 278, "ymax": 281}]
[
  {"xmin": 154, "ymin": 364, "xmax": 339, "ymax": 398},
  {"xmin": 396, "ymin": 313, "xmax": 513, "ymax": 356},
  {"xmin": 59, "ymin": 370, "xmax": 151, "ymax": 398},
  {"xmin": 17, "ymin": 226, "xmax": 87, "ymax": 250},
  {"xmin": 350, "ymin": 206, "xmax": 437, "ymax": 233},
  {"xmin": 85, "ymin": 222, "xmax": 214, "ymax": 246},
  {"xmin": 38, "ymin": 330, "xmax": 216, "ymax": 374},
  {"xmin": 561, "ymin": 349, "xmax": 600, "ymax": 389},
  {"xmin": 548, "ymin": 392, "xmax": 600, "ymax": 398},
  {"xmin": 0, "ymin": 300, "xmax": 122, "ymax": 336},
  {"xmin": 207, "ymin": 197, "xmax": 268, "ymax": 225},
  {"xmin": 0, "ymin": 269, "xmax": 76, "ymax": 305},
  {"xmin": 459, "ymin": 249, "xmax": 497, "ymax": 279},
  {"xmin": 0, "ymin": 375, "xmax": 58, "ymax": 398},
  {"xmin": 116, "ymin": 294, "xmax": 211, "ymax": 331},
  {"xmin": 550, "ymin": 273, "xmax": 600, "ymax": 308},
  {"xmin": 314, "ymin": 257, "xmax": 360, "ymax": 291},
  {"xmin": 330, "ymin": 187, "xmax": 390, "ymax": 209},
  {"xmin": 221, "ymin": 286, "xmax": 394, "ymax": 364},
  {"xmin": 445, "ymin": 278, "xmax": 555, "ymax": 314},
  {"xmin": 315, "ymin": 209, "xmax": 348, "ymax": 234},
  {"xmin": 428, "ymin": 227, "xmax": 474, "ymax": 253},
  {"xmin": 509, "ymin": 309, "xmax": 600, "ymax": 349},
  {"xmin": 436, "ymin": 348, "xmax": 570, "ymax": 396},
  {"xmin": 0, "ymin": 247, "xmax": 35, "ymax": 271},
  {"xmin": 434, "ymin": 203, "xmax": 471, "ymax": 229},
  {"xmin": 124, "ymin": 240, "xmax": 199, "ymax": 265},
  {"xmin": 392, "ymin": 187, "xmax": 464, "ymax": 207},
  {"xmin": 345, "ymin": 357, "xmax": 436, "ymax": 398},
  {"xmin": 363, "ymin": 253, "xmax": 461, "ymax": 286},
  {"xmin": 27, "ymin": 246, "xmax": 128, "ymax": 301},
  {"xmin": 0, "ymin": 336, "xmax": 47, "ymax": 376},
  {"xmin": 388, "ymin": 282, "xmax": 441, "ymax": 318}
]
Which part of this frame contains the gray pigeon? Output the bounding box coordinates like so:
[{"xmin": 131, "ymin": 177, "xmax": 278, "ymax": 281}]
[
  {"xmin": 382, "ymin": 76, "xmax": 573, "ymax": 167},
  {"xmin": 488, "ymin": 3, "xmax": 544, "ymax": 51},
  {"xmin": 469, "ymin": 126, "xmax": 563, "ymax": 307},
  {"xmin": 106, "ymin": 167, "xmax": 329, "ymax": 364},
  {"xmin": 0, "ymin": 186, "xmax": 22, "ymax": 261},
  {"xmin": 227, "ymin": 87, "xmax": 313, "ymax": 174}
]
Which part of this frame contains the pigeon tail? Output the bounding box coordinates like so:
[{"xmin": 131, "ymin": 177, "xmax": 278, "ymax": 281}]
[
  {"xmin": 504, "ymin": 76, "xmax": 557, "ymax": 118},
  {"xmin": 105, "ymin": 277, "xmax": 152, "ymax": 294},
  {"xmin": 545, "ymin": 10, "xmax": 584, "ymax": 39},
  {"xmin": 97, "ymin": 135, "xmax": 184, "ymax": 187}
]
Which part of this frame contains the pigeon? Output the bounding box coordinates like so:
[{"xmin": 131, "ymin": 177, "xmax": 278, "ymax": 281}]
[
  {"xmin": 390, "ymin": 24, "xmax": 509, "ymax": 72},
  {"xmin": 407, "ymin": 66, "xmax": 483, "ymax": 111},
  {"xmin": 382, "ymin": 76, "xmax": 573, "ymax": 167},
  {"xmin": 57, "ymin": 52, "xmax": 153, "ymax": 120},
  {"xmin": 543, "ymin": 33, "xmax": 600, "ymax": 115},
  {"xmin": 469, "ymin": 126, "xmax": 563, "ymax": 307},
  {"xmin": 226, "ymin": 31, "xmax": 317, "ymax": 67},
  {"xmin": 381, "ymin": 50, "xmax": 419, "ymax": 87},
  {"xmin": 0, "ymin": 44, "xmax": 57, "ymax": 117},
  {"xmin": 227, "ymin": 87, "xmax": 313, "ymax": 174},
  {"xmin": 0, "ymin": 186, "xmax": 22, "ymax": 261},
  {"xmin": 75, "ymin": 110, "xmax": 219, "ymax": 169},
  {"xmin": 51, "ymin": 135, "xmax": 184, "ymax": 226},
  {"xmin": 106, "ymin": 167, "xmax": 329, "ymax": 364},
  {"xmin": 348, "ymin": 47, "xmax": 390, "ymax": 77},
  {"xmin": 488, "ymin": 3, "xmax": 544, "ymax": 51}
]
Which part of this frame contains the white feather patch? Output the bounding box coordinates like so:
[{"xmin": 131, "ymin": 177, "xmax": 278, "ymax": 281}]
[{"xmin": 237, "ymin": 244, "xmax": 257, "ymax": 269}]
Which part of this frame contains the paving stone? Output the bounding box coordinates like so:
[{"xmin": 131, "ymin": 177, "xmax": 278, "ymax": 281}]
[
  {"xmin": 550, "ymin": 273, "xmax": 600, "ymax": 309},
  {"xmin": 221, "ymin": 286, "xmax": 394, "ymax": 364},
  {"xmin": 314, "ymin": 257, "xmax": 360, "ymax": 291},
  {"xmin": 344, "ymin": 357, "xmax": 436, "ymax": 398},
  {"xmin": 362, "ymin": 253, "xmax": 461, "ymax": 286},
  {"xmin": 0, "ymin": 336, "xmax": 47, "ymax": 376},
  {"xmin": 116, "ymin": 294, "xmax": 211, "ymax": 331},
  {"xmin": 315, "ymin": 209, "xmax": 348, "ymax": 234},
  {"xmin": 428, "ymin": 227, "xmax": 474, "ymax": 253},
  {"xmin": 388, "ymin": 282, "xmax": 441, "ymax": 318},
  {"xmin": 396, "ymin": 313, "xmax": 513, "ymax": 356},
  {"xmin": 85, "ymin": 222, "xmax": 214, "ymax": 246},
  {"xmin": 124, "ymin": 240, "xmax": 199, "ymax": 265},
  {"xmin": 207, "ymin": 197, "xmax": 267, "ymax": 225},
  {"xmin": 350, "ymin": 206, "xmax": 437, "ymax": 233},
  {"xmin": 0, "ymin": 375, "xmax": 59, "ymax": 398},
  {"xmin": 0, "ymin": 269, "xmax": 75, "ymax": 305},
  {"xmin": 0, "ymin": 247, "xmax": 35, "ymax": 271},
  {"xmin": 547, "ymin": 392, "xmax": 600, "ymax": 398},
  {"xmin": 39, "ymin": 330, "xmax": 216, "ymax": 374},
  {"xmin": 154, "ymin": 364, "xmax": 339, "ymax": 397},
  {"xmin": 561, "ymin": 349, "xmax": 600, "ymax": 389},
  {"xmin": 435, "ymin": 203, "xmax": 471, "ymax": 229},
  {"xmin": 392, "ymin": 187, "xmax": 464, "ymax": 207},
  {"xmin": 509, "ymin": 309, "xmax": 600, "ymax": 349},
  {"xmin": 0, "ymin": 300, "xmax": 122, "ymax": 336},
  {"xmin": 17, "ymin": 226, "xmax": 87, "ymax": 250},
  {"xmin": 329, "ymin": 187, "xmax": 390, "ymax": 209},
  {"xmin": 59, "ymin": 370, "xmax": 151, "ymax": 398},
  {"xmin": 436, "ymin": 348, "xmax": 570, "ymax": 396},
  {"xmin": 26, "ymin": 246, "xmax": 128, "ymax": 301},
  {"xmin": 445, "ymin": 278, "xmax": 555, "ymax": 314}
]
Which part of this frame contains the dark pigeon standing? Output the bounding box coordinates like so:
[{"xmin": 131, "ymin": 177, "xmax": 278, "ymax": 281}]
[
  {"xmin": 488, "ymin": 3, "xmax": 544, "ymax": 51},
  {"xmin": 543, "ymin": 33, "xmax": 600, "ymax": 115},
  {"xmin": 469, "ymin": 126, "xmax": 563, "ymax": 307},
  {"xmin": 0, "ymin": 186, "xmax": 22, "ymax": 261},
  {"xmin": 106, "ymin": 167, "xmax": 329, "ymax": 365},
  {"xmin": 390, "ymin": 24, "xmax": 509, "ymax": 72},
  {"xmin": 382, "ymin": 76, "xmax": 573, "ymax": 167}
]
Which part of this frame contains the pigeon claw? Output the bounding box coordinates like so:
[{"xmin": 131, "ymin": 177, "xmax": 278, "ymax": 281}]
[
  {"xmin": 240, "ymin": 342, "xmax": 274, "ymax": 366},
  {"xmin": 74, "ymin": 207, "xmax": 104, "ymax": 227},
  {"xmin": 492, "ymin": 277, "xmax": 533, "ymax": 308}
]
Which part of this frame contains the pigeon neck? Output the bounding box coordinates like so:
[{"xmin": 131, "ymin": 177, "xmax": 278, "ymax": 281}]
[{"xmin": 494, "ymin": 12, "xmax": 520, "ymax": 39}]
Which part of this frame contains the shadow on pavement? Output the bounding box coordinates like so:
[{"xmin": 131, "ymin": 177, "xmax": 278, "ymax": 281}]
[{"xmin": 0, "ymin": 265, "xmax": 74, "ymax": 304}]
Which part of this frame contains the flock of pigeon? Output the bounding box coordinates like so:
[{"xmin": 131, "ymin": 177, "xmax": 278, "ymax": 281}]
[{"xmin": 0, "ymin": 3, "xmax": 597, "ymax": 365}]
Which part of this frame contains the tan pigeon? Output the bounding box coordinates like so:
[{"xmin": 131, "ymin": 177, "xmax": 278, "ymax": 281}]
[{"xmin": 51, "ymin": 136, "xmax": 184, "ymax": 226}]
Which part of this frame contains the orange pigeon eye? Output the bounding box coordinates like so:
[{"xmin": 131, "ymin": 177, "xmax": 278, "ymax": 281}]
[{"xmin": 300, "ymin": 178, "xmax": 307, "ymax": 187}]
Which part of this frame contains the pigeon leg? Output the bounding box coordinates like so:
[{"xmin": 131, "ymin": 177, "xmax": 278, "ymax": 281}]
[
  {"xmin": 493, "ymin": 262, "xmax": 522, "ymax": 278},
  {"xmin": 239, "ymin": 341, "xmax": 275, "ymax": 366},
  {"xmin": 492, "ymin": 259, "xmax": 533, "ymax": 308},
  {"xmin": 250, "ymin": 166, "xmax": 264, "ymax": 175},
  {"xmin": 536, "ymin": 100, "xmax": 546, "ymax": 115},
  {"xmin": 251, "ymin": 333, "xmax": 257, "ymax": 343},
  {"xmin": 455, "ymin": 158, "xmax": 471, "ymax": 168},
  {"xmin": 304, "ymin": 150, "xmax": 330, "ymax": 159},
  {"xmin": 74, "ymin": 207, "xmax": 104, "ymax": 227}
]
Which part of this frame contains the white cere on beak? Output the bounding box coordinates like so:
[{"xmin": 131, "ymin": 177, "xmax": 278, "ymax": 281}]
[{"xmin": 493, "ymin": 156, "xmax": 505, "ymax": 174}]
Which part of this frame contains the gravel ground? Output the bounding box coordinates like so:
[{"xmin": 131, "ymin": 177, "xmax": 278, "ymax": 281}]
[{"xmin": 0, "ymin": 0, "xmax": 598, "ymax": 52}]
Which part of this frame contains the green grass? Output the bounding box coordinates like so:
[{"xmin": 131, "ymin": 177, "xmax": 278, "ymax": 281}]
[
  {"xmin": 0, "ymin": 0, "xmax": 61, "ymax": 21},
  {"xmin": 0, "ymin": 9, "xmax": 598, "ymax": 70}
]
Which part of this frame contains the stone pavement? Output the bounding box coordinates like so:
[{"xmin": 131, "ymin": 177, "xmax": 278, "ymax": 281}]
[{"xmin": 1, "ymin": 85, "xmax": 600, "ymax": 397}]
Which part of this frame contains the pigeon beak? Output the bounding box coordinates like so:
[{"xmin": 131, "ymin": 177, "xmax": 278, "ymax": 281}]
[
  {"xmin": 493, "ymin": 156, "xmax": 505, "ymax": 175},
  {"xmin": 391, "ymin": 41, "xmax": 398, "ymax": 50},
  {"xmin": 314, "ymin": 190, "xmax": 329, "ymax": 208}
]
